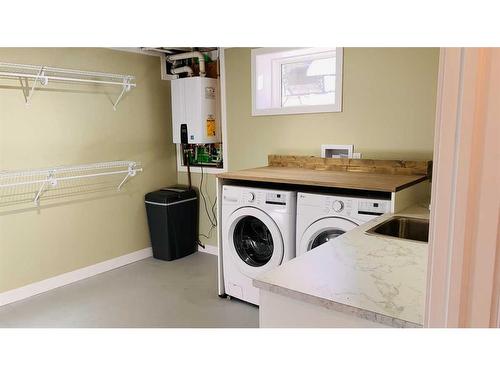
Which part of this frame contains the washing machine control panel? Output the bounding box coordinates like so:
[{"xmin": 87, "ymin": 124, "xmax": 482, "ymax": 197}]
[
  {"xmin": 265, "ymin": 192, "xmax": 287, "ymax": 205},
  {"xmin": 223, "ymin": 186, "xmax": 295, "ymax": 213},
  {"xmin": 357, "ymin": 200, "xmax": 391, "ymax": 216}
]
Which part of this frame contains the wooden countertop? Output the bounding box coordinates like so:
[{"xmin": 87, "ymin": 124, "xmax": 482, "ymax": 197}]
[{"xmin": 217, "ymin": 166, "xmax": 427, "ymax": 192}]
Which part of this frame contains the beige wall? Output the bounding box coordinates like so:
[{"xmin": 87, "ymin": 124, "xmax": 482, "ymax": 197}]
[
  {"xmin": 0, "ymin": 47, "xmax": 437, "ymax": 287},
  {"xmin": 226, "ymin": 47, "xmax": 439, "ymax": 168},
  {"xmin": 183, "ymin": 47, "xmax": 439, "ymax": 247},
  {"xmin": 0, "ymin": 48, "xmax": 176, "ymax": 293}
]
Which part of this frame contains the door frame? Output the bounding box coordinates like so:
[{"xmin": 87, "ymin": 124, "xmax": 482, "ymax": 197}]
[{"xmin": 425, "ymin": 48, "xmax": 500, "ymax": 327}]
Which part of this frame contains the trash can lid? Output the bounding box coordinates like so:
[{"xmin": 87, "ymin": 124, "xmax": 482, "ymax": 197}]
[{"xmin": 145, "ymin": 185, "xmax": 197, "ymax": 204}]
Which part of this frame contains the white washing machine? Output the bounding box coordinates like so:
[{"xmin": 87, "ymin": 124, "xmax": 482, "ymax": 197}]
[
  {"xmin": 296, "ymin": 192, "xmax": 391, "ymax": 256},
  {"xmin": 221, "ymin": 185, "xmax": 296, "ymax": 305}
]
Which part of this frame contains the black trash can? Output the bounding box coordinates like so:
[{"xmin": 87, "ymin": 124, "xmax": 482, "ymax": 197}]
[{"xmin": 145, "ymin": 185, "xmax": 198, "ymax": 261}]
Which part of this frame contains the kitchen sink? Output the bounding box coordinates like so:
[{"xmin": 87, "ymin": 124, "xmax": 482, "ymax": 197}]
[{"xmin": 365, "ymin": 216, "xmax": 429, "ymax": 243}]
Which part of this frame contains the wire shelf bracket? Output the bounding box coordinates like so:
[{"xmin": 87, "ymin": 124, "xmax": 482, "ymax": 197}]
[
  {"xmin": 112, "ymin": 76, "xmax": 134, "ymax": 111},
  {"xmin": 0, "ymin": 62, "xmax": 136, "ymax": 110},
  {"xmin": 0, "ymin": 161, "xmax": 143, "ymax": 206}
]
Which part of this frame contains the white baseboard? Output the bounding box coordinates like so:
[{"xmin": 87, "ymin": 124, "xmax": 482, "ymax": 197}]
[
  {"xmin": 198, "ymin": 244, "xmax": 218, "ymax": 256},
  {"xmin": 0, "ymin": 247, "xmax": 152, "ymax": 308}
]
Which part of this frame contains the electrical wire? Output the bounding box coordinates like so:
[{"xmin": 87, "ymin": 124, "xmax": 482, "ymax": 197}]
[
  {"xmin": 200, "ymin": 162, "xmax": 216, "ymax": 227},
  {"xmin": 199, "ymin": 225, "xmax": 215, "ymax": 240},
  {"xmin": 205, "ymin": 155, "xmax": 218, "ymax": 224},
  {"xmin": 198, "ymin": 160, "xmax": 218, "ymax": 242},
  {"xmin": 207, "ymin": 169, "xmax": 218, "ymax": 226},
  {"xmin": 211, "ymin": 195, "xmax": 218, "ymax": 227},
  {"xmin": 201, "ymin": 157, "xmax": 218, "ymax": 228}
]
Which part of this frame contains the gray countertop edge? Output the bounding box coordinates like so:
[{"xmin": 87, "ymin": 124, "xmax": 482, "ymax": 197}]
[{"xmin": 253, "ymin": 279, "xmax": 422, "ymax": 328}]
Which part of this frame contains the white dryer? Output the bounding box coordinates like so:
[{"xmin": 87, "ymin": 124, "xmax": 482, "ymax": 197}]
[
  {"xmin": 221, "ymin": 185, "xmax": 296, "ymax": 305},
  {"xmin": 296, "ymin": 192, "xmax": 391, "ymax": 256}
]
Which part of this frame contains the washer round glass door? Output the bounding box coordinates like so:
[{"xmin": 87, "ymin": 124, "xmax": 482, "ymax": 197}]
[
  {"xmin": 227, "ymin": 207, "xmax": 284, "ymax": 278},
  {"xmin": 299, "ymin": 217, "xmax": 359, "ymax": 254}
]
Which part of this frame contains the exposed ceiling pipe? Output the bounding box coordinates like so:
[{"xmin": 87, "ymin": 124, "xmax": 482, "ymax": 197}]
[
  {"xmin": 171, "ymin": 66, "xmax": 193, "ymax": 77},
  {"xmin": 167, "ymin": 51, "xmax": 206, "ymax": 77},
  {"xmin": 142, "ymin": 47, "xmax": 176, "ymax": 54}
]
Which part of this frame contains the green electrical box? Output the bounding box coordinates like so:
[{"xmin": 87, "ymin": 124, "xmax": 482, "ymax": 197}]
[{"xmin": 182, "ymin": 143, "xmax": 223, "ymax": 168}]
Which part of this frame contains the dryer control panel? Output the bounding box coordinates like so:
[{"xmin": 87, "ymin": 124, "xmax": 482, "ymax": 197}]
[
  {"xmin": 357, "ymin": 199, "xmax": 391, "ymax": 216},
  {"xmin": 297, "ymin": 192, "xmax": 391, "ymax": 223},
  {"xmin": 265, "ymin": 192, "xmax": 287, "ymax": 205}
]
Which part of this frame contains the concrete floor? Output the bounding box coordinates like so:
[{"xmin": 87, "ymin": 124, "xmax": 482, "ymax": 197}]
[{"xmin": 0, "ymin": 252, "xmax": 259, "ymax": 328}]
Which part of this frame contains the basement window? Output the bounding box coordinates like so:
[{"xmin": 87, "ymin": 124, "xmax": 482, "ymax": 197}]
[{"xmin": 251, "ymin": 47, "xmax": 343, "ymax": 116}]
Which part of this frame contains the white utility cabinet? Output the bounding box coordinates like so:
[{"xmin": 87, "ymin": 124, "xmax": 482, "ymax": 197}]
[{"xmin": 171, "ymin": 76, "xmax": 220, "ymax": 144}]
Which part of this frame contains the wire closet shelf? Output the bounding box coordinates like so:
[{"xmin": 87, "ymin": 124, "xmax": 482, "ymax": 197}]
[
  {"xmin": 0, "ymin": 161, "xmax": 143, "ymax": 206},
  {"xmin": 0, "ymin": 62, "xmax": 136, "ymax": 110}
]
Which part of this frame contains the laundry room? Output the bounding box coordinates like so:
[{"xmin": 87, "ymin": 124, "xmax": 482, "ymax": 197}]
[
  {"xmin": 1, "ymin": 4, "xmax": 500, "ymax": 374},
  {"xmin": 0, "ymin": 46, "xmax": 439, "ymax": 326}
]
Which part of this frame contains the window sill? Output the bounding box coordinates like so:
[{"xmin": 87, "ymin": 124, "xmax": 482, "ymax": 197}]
[{"xmin": 252, "ymin": 104, "xmax": 342, "ymax": 116}]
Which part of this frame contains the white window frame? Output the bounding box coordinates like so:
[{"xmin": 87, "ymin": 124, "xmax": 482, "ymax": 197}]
[{"xmin": 251, "ymin": 47, "xmax": 343, "ymax": 116}]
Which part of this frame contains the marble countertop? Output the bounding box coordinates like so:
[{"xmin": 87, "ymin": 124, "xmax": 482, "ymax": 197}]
[{"xmin": 253, "ymin": 204, "xmax": 430, "ymax": 328}]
